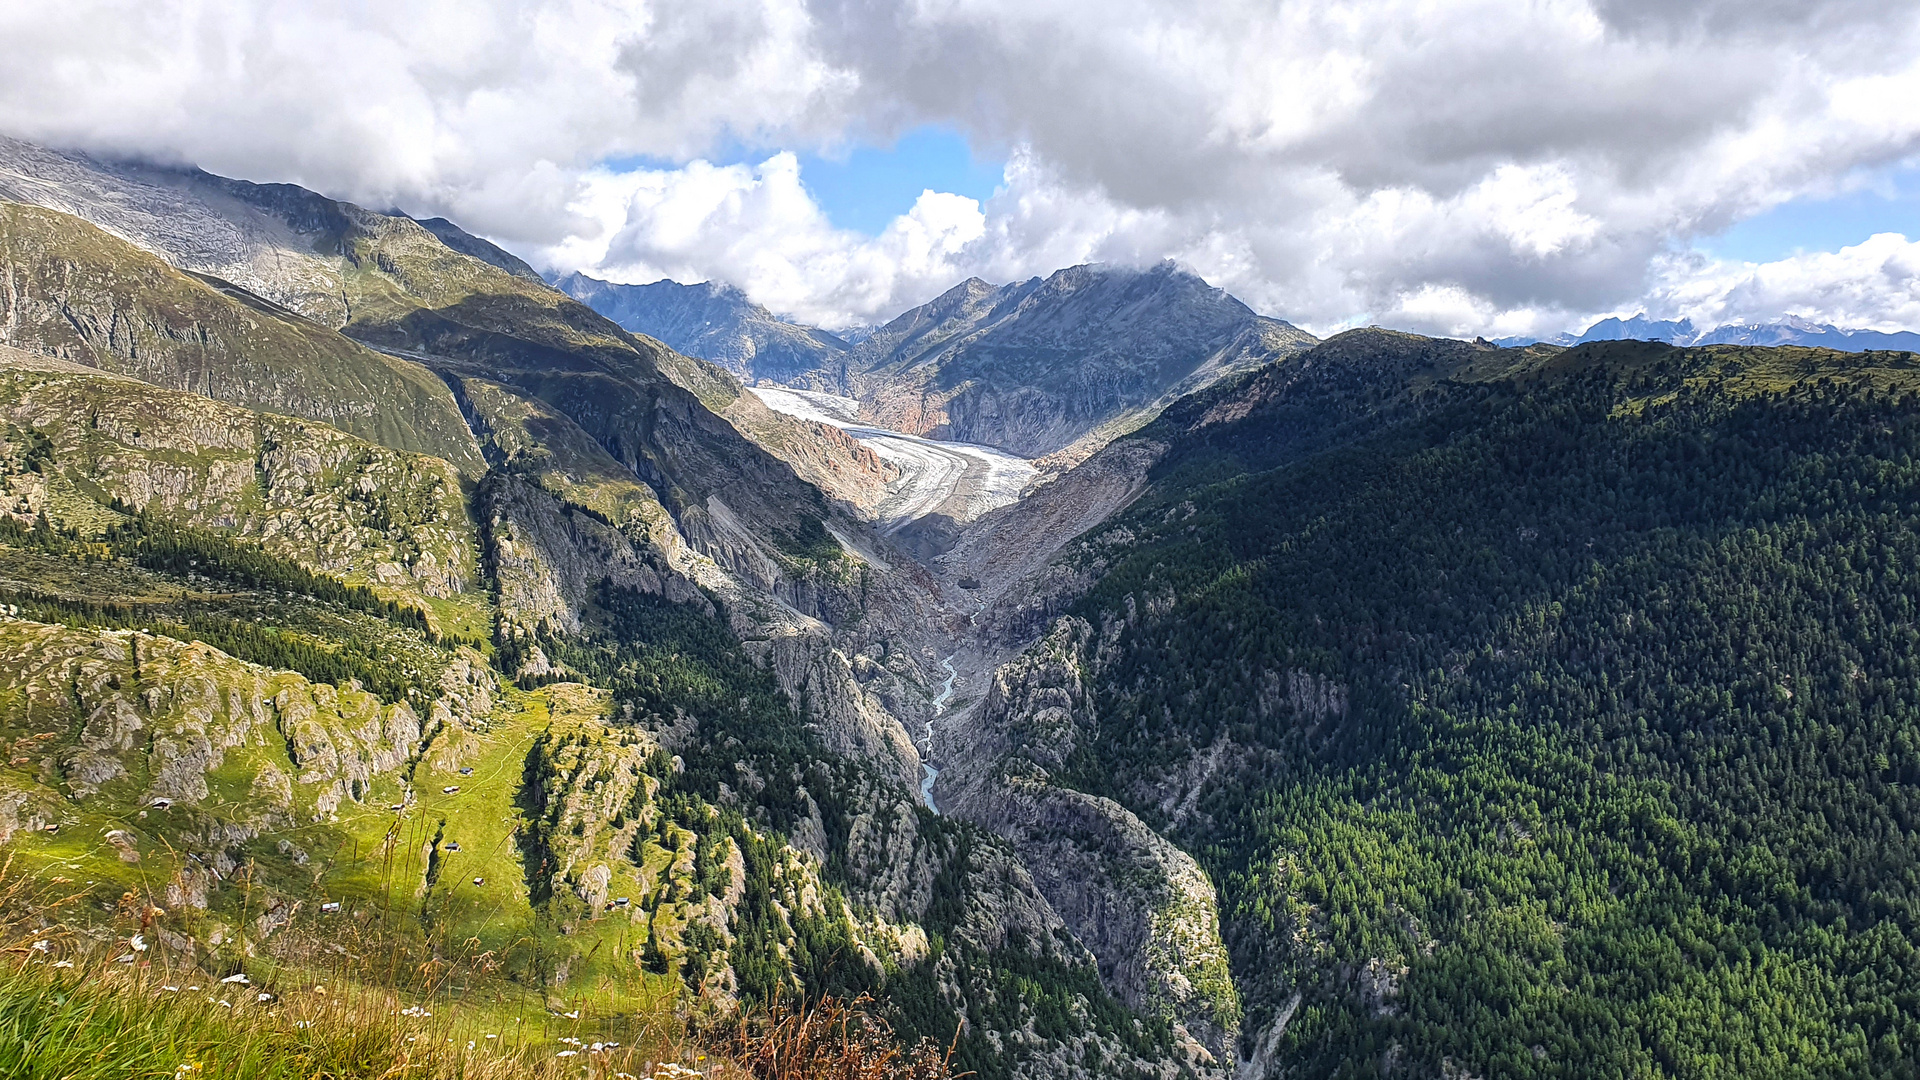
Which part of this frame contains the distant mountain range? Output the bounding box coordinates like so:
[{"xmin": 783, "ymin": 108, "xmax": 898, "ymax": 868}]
[
  {"xmin": 1497, "ymin": 313, "xmax": 1920, "ymax": 351},
  {"xmin": 563, "ymin": 262, "xmax": 1318, "ymax": 467}
]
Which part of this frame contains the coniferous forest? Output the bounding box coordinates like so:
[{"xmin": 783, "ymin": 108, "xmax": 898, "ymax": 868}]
[{"xmin": 1047, "ymin": 341, "xmax": 1920, "ymax": 1077}]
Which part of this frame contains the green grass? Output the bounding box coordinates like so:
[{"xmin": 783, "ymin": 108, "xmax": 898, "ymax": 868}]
[{"xmin": 0, "ymin": 849, "xmax": 704, "ymax": 1080}]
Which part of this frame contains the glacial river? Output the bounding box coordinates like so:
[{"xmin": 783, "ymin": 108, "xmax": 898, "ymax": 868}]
[{"xmin": 920, "ymin": 655, "xmax": 959, "ymax": 813}]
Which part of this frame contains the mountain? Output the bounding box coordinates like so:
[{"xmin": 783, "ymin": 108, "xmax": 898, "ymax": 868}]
[
  {"xmin": 1498, "ymin": 311, "xmax": 1920, "ymax": 351},
  {"xmin": 555, "ymin": 272, "xmax": 852, "ymax": 385},
  {"xmin": 15, "ymin": 125, "xmax": 1920, "ymax": 1080},
  {"xmin": 0, "ymin": 135, "xmax": 902, "ymax": 545},
  {"xmin": 410, "ymin": 214, "xmax": 546, "ymax": 282},
  {"xmin": 0, "ymin": 344, "xmax": 1181, "ymax": 1079},
  {"xmin": 1693, "ymin": 315, "xmax": 1920, "ymax": 350},
  {"xmin": 832, "ymin": 262, "xmax": 1318, "ymax": 464},
  {"xmin": 1569, "ymin": 312, "xmax": 1697, "ymax": 343},
  {"xmin": 0, "ymin": 200, "xmax": 487, "ymax": 474}
]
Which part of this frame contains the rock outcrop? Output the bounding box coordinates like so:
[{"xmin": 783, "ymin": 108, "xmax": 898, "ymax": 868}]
[{"xmin": 944, "ymin": 617, "xmax": 1242, "ymax": 1073}]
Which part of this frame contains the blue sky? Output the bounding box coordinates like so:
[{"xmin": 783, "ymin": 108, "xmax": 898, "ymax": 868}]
[
  {"xmin": 1701, "ymin": 164, "xmax": 1920, "ymax": 263},
  {"xmin": 796, "ymin": 127, "xmax": 1006, "ymax": 234}
]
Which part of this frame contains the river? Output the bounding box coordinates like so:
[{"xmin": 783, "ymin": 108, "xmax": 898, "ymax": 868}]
[{"xmin": 919, "ymin": 655, "xmax": 959, "ymax": 813}]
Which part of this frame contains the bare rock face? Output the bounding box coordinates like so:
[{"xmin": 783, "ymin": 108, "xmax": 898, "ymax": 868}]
[
  {"xmin": 718, "ymin": 389, "xmax": 900, "ymax": 520},
  {"xmin": 482, "ymin": 472, "xmax": 710, "ymax": 641},
  {"xmin": 945, "ymin": 617, "xmax": 1242, "ymax": 1074},
  {"xmin": 470, "ymin": 429, "xmax": 928, "ymax": 789},
  {"xmin": 940, "ymin": 433, "xmax": 1169, "ymax": 642}
]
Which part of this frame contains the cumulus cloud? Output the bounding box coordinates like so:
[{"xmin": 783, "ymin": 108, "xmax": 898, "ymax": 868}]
[
  {"xmin": 548, "ymin": 152, "xmax": 986, "ymax": 327},
  {"xmin": 1, "ymin": 0, "xmax": 1918, "ymax": 335},
  {"xmin": 1652, "ymin": 233, "xmax": 1920, "ymax": 331}
]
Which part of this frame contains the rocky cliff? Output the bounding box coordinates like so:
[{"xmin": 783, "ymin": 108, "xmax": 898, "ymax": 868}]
[{"xmin": 942, "ymin": 617, "xmax": 1241, "ymax": 1076}]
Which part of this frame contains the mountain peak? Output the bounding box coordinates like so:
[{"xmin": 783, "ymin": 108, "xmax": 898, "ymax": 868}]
[{"xmin": 554, "ymin": 273, "xmax": 848, "ymax": 382}]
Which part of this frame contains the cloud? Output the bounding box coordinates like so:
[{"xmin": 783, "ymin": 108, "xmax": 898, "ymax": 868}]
[
  {"xmin": 2, "ymin": 0, "xmax": 1919, "ymax": 335},
  {"xmin": 1652, "ymin": 233, "xmax": 1920, "ymax": 331},
  {"xmin": 549, "ymin": 152, "xmax": 987, "ymax": 328}
]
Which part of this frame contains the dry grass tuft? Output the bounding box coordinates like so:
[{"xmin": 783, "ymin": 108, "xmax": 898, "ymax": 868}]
[{"xmin": 723, "ymin": 996, "xmax": 965, "ymax": 1080}]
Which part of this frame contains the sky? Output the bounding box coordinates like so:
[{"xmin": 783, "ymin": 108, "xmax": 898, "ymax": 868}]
[{"xmin": 1, "ymin": 1, "xmax": 1918, "ymax": 340}]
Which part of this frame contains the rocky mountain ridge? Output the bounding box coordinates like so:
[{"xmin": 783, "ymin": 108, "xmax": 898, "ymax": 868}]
[{"xmin": 0, "ymin": 135, "xmax": 899, "ymax": 529}]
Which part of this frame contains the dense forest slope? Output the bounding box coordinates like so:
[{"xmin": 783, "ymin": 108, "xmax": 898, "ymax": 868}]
[{"xmin": 952, "ymin": 332, "xmax": 1920, "ymax": 1077}]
